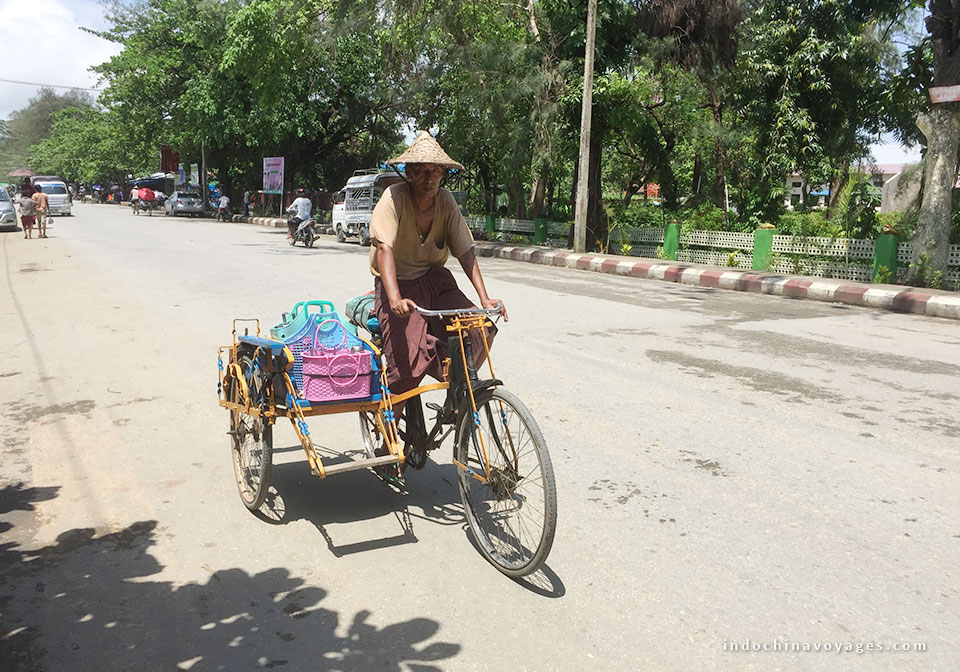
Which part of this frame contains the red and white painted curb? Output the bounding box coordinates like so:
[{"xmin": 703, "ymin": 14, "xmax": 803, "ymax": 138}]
[
  {"xmin": 231, "ymin": 215, "xmax": 287, "ymax": 229},
  {"xmin": 472, "ymin": 243, "xmax": 960, "ymax": 321},
  {"xmin": 230, "ymin": 215, "xmax": 335, "ymax": 234}
]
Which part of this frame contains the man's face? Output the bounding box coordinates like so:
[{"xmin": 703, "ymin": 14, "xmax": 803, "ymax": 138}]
[{"xmin": 407, "ymin": 163, "xmax": 445, "ymax": 196}]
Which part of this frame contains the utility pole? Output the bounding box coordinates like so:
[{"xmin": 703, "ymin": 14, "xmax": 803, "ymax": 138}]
[
  {"xmin": 574, "ymin": 0, "xmax": 598, "ymax": 254},
  {"xmin": 201, "ymin": 140, "xmax": 207, "ymax": 215}
]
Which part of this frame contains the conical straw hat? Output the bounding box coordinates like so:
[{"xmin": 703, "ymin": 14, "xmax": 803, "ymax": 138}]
[{"xmin": 387, "ymin": 131, "xmax": 463, "ymax": 170}]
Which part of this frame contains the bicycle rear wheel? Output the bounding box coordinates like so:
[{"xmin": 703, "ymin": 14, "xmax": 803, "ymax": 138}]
[
  {"xmin": 228, "ymin": 353, "xmax": 273, "ymax": 510},
  {"xmin": 455, "ymin": 388, "xmax": 557, "ymax": 577}
]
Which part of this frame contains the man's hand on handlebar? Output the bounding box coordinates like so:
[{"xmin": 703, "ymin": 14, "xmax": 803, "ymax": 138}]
[
  {"xmin": 482, "ymin": 297, "xmax": 508, "ymax": 322},
  {"xmin": 390, "ymin": 297, "xmax": 419, "ymax": 317}
]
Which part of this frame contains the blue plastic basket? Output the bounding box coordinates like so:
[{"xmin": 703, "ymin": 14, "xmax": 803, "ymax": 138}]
[{"xmin": 269, "ymin": 300, "xmax": 335, "ymax": 341}]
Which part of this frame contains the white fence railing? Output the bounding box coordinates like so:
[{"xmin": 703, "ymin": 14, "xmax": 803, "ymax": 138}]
[
  {"xmin": 773, "ymin": 235, "xmax": 876, "ymax": 260},
  {"xmin": 466, "ymin": 216, "xmax": 960, "ymax": 284}
]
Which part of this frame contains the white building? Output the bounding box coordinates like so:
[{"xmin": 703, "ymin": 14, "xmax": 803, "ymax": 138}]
[{"xmin": 784, "ymin": 164, "xmax": 904, "ymax": 209}]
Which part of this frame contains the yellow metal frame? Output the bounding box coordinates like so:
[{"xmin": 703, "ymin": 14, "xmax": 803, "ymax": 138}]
[{"xmin": 217, "ymin": 311, "xmax": 510, "ymax": 483}]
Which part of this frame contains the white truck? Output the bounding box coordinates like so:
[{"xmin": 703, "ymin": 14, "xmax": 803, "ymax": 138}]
[{"xmin": 332, "ymin": 169, "xmax": 404, "ymax": 246}]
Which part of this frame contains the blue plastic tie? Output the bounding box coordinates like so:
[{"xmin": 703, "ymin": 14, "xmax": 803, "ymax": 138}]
[
  {"xmin": 217, "ymin": 356, "xmax": 223, "ymax": 371},
  {"xmin": 500, "ymin": 409, "xmax": 508, "ymax": 426},
  {"xmin": 474, "ymin": 411, "xmax": 480, "ymax": 426}
]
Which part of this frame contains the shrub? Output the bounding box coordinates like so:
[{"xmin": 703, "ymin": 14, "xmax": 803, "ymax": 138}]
[
  {"xmin": 683, "ymin": 203, "xmax": 728, "ymax": 231},
  {"xmin": 777, "ymin": 211, "xmax": 841, "ymax": 238},
  {"xmin": 616, "ymin": 204, "xmax": 664, "ymax": 229}
]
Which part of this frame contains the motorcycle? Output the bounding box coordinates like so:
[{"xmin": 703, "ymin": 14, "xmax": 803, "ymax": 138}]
[{"xmin": 287, "ymin": 215, "xmax": 317, "ymax": 248}]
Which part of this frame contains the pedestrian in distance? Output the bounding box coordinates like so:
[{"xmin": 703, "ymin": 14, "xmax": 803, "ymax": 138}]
[
  {"xmin": 243, "ymin": 189, "xmax": 251, "ymax": 216},
  {"xmin": 18, "ymin": 186, "xmax": 36, "ymax": 239},
  {"xmin": 32, "ymin": 185, "xmax": 50, "ymax": 238},
  {"xmin": 130, "ymin": 186, "xmax": 141, "ymax": 215},
  {"xmin": 217, "ymin": 193, "xmax": 231, "ymax": 221}
]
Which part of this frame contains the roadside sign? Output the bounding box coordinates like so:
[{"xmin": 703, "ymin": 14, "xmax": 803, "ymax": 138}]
[
  {"xmin": 929, "ymin": 86, "xmax": 960, "ymax": 103},
  {"xmin": 263, "ymin": 157, "xmax": 284, "ymax": 194}
]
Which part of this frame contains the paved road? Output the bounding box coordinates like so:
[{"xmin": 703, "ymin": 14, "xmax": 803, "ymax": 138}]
[{"xmin": 1, "ymin": 204, "xmax": 957, "ymax": 671}]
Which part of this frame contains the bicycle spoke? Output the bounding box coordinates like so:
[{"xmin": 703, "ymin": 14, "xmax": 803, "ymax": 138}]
[{"xmin": 457, "ymin": 389, "xmax": 556, "ymax": 576}]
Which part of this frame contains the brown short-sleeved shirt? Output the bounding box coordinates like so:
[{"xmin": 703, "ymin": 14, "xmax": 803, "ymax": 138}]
[{"xmin": 369, "ymin": 183, "xmax": 474, "ymax": 280}]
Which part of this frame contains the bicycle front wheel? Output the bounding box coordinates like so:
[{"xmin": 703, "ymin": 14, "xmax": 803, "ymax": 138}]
[{"xmin": 455, "ymin": 388, "xmax": 557, "ymax": 577}]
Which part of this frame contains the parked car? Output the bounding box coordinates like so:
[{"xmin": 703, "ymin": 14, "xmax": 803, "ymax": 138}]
[
  {"xmin": 164, "ymin": 191, "xmax": 204, "ymax": 217},
  {"xmin": 30, "ymin": 176, "xmax": 72, "ymax": 216},
  {"xmin": 0, "ymin": 188, "xmax": 16, "ymax": 230}
]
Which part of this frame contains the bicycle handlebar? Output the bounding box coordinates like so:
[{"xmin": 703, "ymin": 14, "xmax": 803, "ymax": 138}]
[{"xmin": 416, "ymin": 303, "xmax": 503, "ymax": 318}]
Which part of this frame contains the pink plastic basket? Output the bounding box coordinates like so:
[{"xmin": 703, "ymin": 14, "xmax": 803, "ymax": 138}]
[
  {"xmin": 301, "ymin": 319, "xmax": 375, "ymax": 403},
  {"xmin": 302, "ymin": 351, "xmax": 375, "ymax": 402}
]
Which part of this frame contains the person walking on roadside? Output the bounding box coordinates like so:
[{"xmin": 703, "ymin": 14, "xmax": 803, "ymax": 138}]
[
  {"xmin": 32, "ymin": 185, "xmax": 50, "ymax": 238},
  {"xmin": 217, "ymin": 193, "xmax": 231, "ymax": 221},
  {"xmin": 243, "ymin": 189, "xmax": 251, "ymax": 216},
  {"xmin": 18, "ymin": 186, "xmax": 36, "ymax": 239}
]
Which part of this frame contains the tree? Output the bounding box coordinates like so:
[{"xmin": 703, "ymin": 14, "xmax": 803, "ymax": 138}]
[
  {"xmin": 912, "ymin": 0, "xmax": 960, "ymax": 275},
  {"xmin": 637, "ymin": 0, "xmax": 745, "ymax": 210},
  {"xmin": 29, "ymin": 107, "xmax": 149, "ymax": 185},
  {"xmin": 736, "ymin": 0, "xmax": 906, "ymax": 223},
  {"xmin": 0, "ymin": 88, "xmax": 93, "ymax": 176},
  {"xmin": 91, "ymin": 0, "xmax": 402, "ymax": 198}
]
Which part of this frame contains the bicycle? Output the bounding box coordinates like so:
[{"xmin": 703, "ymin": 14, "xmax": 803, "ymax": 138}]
[{"xmin": 219, "ymin": 303, "xmax": 557, "ymax": 577}]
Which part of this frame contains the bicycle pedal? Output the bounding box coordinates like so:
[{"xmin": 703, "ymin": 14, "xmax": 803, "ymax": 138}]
[{"xmin": 405, "ymin": 446, "xmax": 428, "ymax": 470}]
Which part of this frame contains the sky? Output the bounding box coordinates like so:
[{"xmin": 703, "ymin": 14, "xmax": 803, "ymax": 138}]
[
  {"xmin": 0, "ymin": 0, "xmax": 120, "ymax": 120},
  {"xmin": 0, "ymin": 0, "xmax": 925, "ymax": 168}
]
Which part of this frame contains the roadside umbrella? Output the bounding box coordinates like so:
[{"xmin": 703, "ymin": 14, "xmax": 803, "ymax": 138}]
[{"xmin": 7, "ymin": 168, "xmax": 33, "ymax": 177}]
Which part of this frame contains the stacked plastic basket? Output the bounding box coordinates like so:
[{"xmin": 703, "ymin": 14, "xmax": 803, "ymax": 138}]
[{"xmin": 270, "ymin": 301, "xmax": 380, "ymax": 402}]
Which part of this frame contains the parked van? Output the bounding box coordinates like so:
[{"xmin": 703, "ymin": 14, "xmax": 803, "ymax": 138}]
[
  {"xmin": 30, "ymin": 176, "xmax": 72, "ymax": 216},
  {"xmin": 333, "ymin": 169, "xmax": 404, "ymax": 246}
]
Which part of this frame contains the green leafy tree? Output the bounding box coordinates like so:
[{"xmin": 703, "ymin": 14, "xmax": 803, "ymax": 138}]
[
  {"xmin": 91, "ymin": 0, "xmax": 401, "ymax": 199},
  {"xmin": 29, "ymin": 106, "xmax": 150, "ymax": 185},
  {"xmin": 736, "ymin": 0, "xmax": 906, "ymax": 223},
  {"xmin": 637, "ymin": 0, "xmax": 745, "ymax": 210},
  {"xmin": 0, "ymin": 88, "xmax": 93, "ymax": 176}
]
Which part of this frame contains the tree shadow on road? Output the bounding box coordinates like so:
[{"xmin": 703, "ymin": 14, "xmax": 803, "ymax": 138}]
[{"xmin": 0, "ymin": 483, "xmax": 461, "ymax": 671}]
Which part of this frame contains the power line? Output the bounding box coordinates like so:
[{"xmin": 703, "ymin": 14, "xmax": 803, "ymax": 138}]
[{"xmin": 0, "ymin": 77, "xmax": 103, "ymax": 92}]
